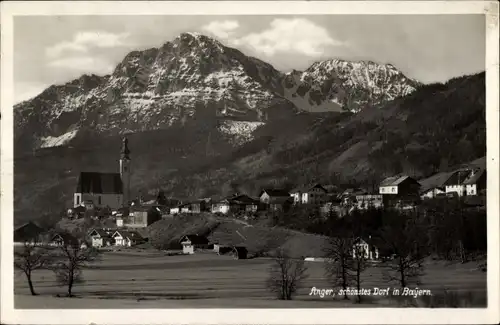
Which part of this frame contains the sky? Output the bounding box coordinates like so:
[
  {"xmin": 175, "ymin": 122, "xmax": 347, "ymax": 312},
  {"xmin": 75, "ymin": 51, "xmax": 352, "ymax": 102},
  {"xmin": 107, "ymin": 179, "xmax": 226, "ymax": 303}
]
[{"xmin": 14, "ymin": 15, "xmax": 485, "ymax": 104}]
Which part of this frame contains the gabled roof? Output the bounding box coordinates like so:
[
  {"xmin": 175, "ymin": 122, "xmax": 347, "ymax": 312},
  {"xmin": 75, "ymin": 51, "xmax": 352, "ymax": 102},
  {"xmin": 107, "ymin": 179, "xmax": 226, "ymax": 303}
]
[
  {"xmin": 292, "ymin": 183, "xmax": 327, "ymax": 193},
  {"xmin": 14, "ymin": 221, "xmax": 44, "ymax": 242},
  {"xmin": 51, "ymin": 233, "xmax": 80, "ymax": 245},
  {"xmin": 463, "ymin": 169, "xmax": 486, "ymax": 185},
  {"xmin": 443, "ymin": 169, "xmax": 473, "ymax": 186},
  {"xmin": 112, "ymin": 230, "xmax": 143, "ymax": 240},
  {"xmin": 259, "ymin": 189, "xmax": 291, "ymax": 197},
  {"xmin": 420, "ymin": 186, "xmax": 445, "ymax": 194},
  {"xmin": 76, "ymin": 172, "xmax": 123, "ymax": 194},
  {"xmin": 228, "ymin": 194, "xmax": 260, "ymax": 205},
  {"xmin": 88, "ymin": 228, "xmax": 111, "ymax": 238},
  {"xmin": 179, "ymin": 234, "xmax": 209, "ymax": 245},
  {"xmin": 379, "ymin": 175, "xmax": 420, "ymax": 187}
]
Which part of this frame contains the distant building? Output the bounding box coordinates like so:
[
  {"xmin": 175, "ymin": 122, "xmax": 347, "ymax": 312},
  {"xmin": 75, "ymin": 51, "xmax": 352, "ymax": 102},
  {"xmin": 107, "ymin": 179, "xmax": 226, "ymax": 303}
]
[
  {"xmin": 73, "ymin": 137, "xmax": 131, "ymax": 209},
  {"xmin": 290, "ymin": 183, "xmax": 328, "ymax": 205},
  {"xmin": 379, "ymin": 175, "xmax": 421, "ymax": 207},
  {"xmin": 49, "ymin": 233, "xmax": 87, "ymax": 249},
  {"xmin": 444, "ymin": 168, "xmax": 486, "ymax": 197},
  {"xmin": 354, "ymin": 194, "xmax": 383, "ymax": 210},
  {"xmin": 420, "ymin": 187, "xmax": 446, "ymax": 200},
  {"xmin": 211, "ymin": 199, "xmax": 231, "ymax": 214},
  {"xmin": 179, "ymin": 235, "xmax": 210, "ymax": 254},
  {"xmin": 88, "ymin": 228, "xmax": 115, "ymax": 248},
  {"xmin": 122, "ymin": 205, "xmax": 162, "ymax": 228},
  {"xmin": 352, "ymin": 237, "xmax": 380, "ymax": 261},
  {"xmin": 259, "ymin": 189, "xmax": 292, "ymax": 211},
  {"xmin": 464, "ymin": 169, "xmax": 486, "ymax": 196},
  {"xmin": 112, "ymin": 230, "xmax": 144, "ymax": 247},
  {"xmin": 14, "ymin": 222, "xmax": 44, "ymax": 246}
]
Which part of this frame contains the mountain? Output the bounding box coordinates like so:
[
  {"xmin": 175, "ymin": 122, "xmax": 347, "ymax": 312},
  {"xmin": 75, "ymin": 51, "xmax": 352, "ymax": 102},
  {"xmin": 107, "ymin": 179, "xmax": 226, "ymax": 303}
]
[
  {"xmin": 14, "ymin": 32, "xmax": 419, "ymax": 153},
  {"xmin": 282, "ymin": 60, "xmax": 419, "ymax": 113}
]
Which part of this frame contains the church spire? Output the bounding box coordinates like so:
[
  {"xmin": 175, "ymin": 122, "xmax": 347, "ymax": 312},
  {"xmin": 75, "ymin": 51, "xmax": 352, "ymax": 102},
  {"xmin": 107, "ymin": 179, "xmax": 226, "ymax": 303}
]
[{"xmin": 121, "ymin": 137, "xmax": 130, "ymax": 160}]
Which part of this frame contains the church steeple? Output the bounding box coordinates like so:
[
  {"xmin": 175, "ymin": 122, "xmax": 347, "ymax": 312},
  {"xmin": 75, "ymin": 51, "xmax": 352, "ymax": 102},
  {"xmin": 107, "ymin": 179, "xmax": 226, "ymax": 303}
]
[
  {"xmin": 120, "ymin": 137, "xmax": 131, "ymax": 207},
  {"xmin": 121, "ymin": 137, "xmax": 131, "ymax": 160}
]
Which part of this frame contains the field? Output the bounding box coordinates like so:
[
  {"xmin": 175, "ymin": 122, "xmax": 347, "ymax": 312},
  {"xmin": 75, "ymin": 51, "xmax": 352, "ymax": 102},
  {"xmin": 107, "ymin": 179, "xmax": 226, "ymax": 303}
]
[{"xmin": 15, "ymin": 249, "xmax": 487, "ymax": 308}]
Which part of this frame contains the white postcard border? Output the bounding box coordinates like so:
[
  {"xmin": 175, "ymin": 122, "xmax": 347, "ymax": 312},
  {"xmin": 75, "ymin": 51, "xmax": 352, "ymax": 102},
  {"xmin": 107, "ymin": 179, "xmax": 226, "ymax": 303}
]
[{"xmin": 1, "ymin": 1, "xmax": 499, "ymax": 324}]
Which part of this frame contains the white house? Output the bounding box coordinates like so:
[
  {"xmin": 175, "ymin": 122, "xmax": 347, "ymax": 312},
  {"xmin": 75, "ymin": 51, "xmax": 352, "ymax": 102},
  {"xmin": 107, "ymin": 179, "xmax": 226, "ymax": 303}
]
[
  {"xmin": 464, "ymin": 169, "xmax": 486, "ymax": 196},
  {"xmin": 179, "ymin": 235, "xmax": 209, "ymax": 255},
  {"xmin": 354, "ymin": 194, "xmax": 383, "ymax": 210},
  {"xmin": 211, "ymin": 199, "xmax": 230, "ymax": 214},
  {"xmin": 88, "ymin": 229, "xmax": 114, "ymax": 248},
  {"xmin": 420, "ymin": 187, "xmax": 446, "ymax": 200},
  {"xmin": 170, "ymin": 207, "xmax": 180, "ymax": 215},
  {"xmin": 352, "ymin": 237, "xmax": 379, "ymax": 260},
  {"xmin": 290, "ymin": 184, "xmax": 328, "ymax": 205},
  {"xmin": 444, "ymin": 168, "xmax": 486, "ymax": 197},
  {"xmin": 112, "ymin": 230, "xmax": 144, "ymax": 247}
]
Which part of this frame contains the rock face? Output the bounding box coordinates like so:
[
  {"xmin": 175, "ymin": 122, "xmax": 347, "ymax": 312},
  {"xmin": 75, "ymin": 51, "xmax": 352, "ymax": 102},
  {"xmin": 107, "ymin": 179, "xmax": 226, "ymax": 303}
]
[
  {"xmin": 14, "ymin": 32, "xmax": 419, "ymax": 152},
  {"xmin": 282, "ymin": 59, "xmax": 419, "ymax": 113}
]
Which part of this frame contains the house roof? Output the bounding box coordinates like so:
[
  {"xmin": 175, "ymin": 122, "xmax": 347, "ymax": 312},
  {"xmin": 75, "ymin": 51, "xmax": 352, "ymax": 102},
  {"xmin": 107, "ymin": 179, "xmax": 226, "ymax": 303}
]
[
  {"xmin": 180, "ymin": 234, "xmax": 209, "ymax": 245},
  {"xmin": 260, "ymin": 189, "xmax": 291, "ymax": 197},
  {"xmin": 379, "ymin": 175, "xmax": 420, "ymax": 187},
  {"xmin": 88, "ymin": 228, "xmax": 111, "ymax": 238},
  {"xmin": 420, "ymin": 186, "xmax": 445, "ymax": 194},
  {"xmin": 14, "ymin": 221, "xmax": 44, "ymax": 241},
  {"xmin": 229, "ymin": 194, "xmax": 260, "ymax": 205},
  {"xmin": 76, "ymin": 172, "xmax": 123, "ymax": 194},
  {"xmin": 292, "ymin": 183, "xmax": 327, "ymax": 193},
  {"xmin": 463, "ymin": 169, "xmax": 486, "ymax": 185},
  {"xmin": 112, "ymin": 230, "xmax": 143, "ymax": 240},
  {"xmin": 51, "ymin": 233, "xmax": 80, "ymax": 245}
]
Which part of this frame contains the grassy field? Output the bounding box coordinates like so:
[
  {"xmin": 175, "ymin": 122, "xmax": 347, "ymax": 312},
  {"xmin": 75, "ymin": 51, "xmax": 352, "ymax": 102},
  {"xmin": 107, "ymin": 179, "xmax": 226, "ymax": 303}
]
[{"xmin": 14, "ymin": 250, "xmax": 487, "ymax": 308}]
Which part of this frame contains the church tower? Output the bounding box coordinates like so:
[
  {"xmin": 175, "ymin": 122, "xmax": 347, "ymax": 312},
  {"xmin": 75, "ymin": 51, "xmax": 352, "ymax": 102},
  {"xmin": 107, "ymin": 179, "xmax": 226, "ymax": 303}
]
[{"xmin": 120, "ymin": 137, "xmax": 131, "ymax": 207}]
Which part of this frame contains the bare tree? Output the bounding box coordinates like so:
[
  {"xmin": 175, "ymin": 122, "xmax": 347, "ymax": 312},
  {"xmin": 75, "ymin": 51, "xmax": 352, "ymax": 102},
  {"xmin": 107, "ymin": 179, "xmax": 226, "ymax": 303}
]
[
  {"xmin": 324, "ymin": 236, "xmax": 354, "ymax": 300},
  {"xmin": 351, "ymin": 243, "xmax": 368, "ymax": 303},
  {"xmin": 267, "ymin": 248, "xmax": 308, "ymax": 300},
  {"xmin": 14, "ymin": 240, "xmax": 53, "ymax": 296},
  {"xmin": 380, "ymin": 211, "xmax": 429, "ymax": 288},
  {"xmin": 51, "ymin": 234, "xmax": 100, "ymax": 297}
]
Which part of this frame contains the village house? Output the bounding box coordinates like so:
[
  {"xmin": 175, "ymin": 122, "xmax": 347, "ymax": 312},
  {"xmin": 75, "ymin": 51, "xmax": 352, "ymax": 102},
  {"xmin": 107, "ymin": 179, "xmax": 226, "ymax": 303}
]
[
  {"xmin": 73, "ymin": 138, "xmax": 132, "ymax": 210},
  {"xmin": 444, "ymin": 168, "xmax": 486, "ymax": 197},
  {"xmin": 112, "ymin": 230, "xmax": 145, "ymax": 247},
  {"xmin": 121, "ymin": 204, "xmax": 162, "ymax": 228},
  {"xmin": 420, "ymin": 186, "xmax": 446, "ymax": 200},
  {"xmin": 211, "ymin": 198, "xmax": 231, "ymax": 214},
  {"xmin": 259, "ymin": 189, "xmax": 293, "ymax": 211},
  {"xmin": 352, "ymin": 237, "xmax": 380, "ymax": 261},
  {"xmin": 88, "ymin": 228, "xmax": 115, "ymax": 248},
  {"xmin": 13, "ymin": 222, "xmax": 45, "ymax": 246},
  {"xmin": 379, "ymin": 175, "xmax": 421, "ymax": 207},
  {"xmin": 227, "ymin": 194, "xmax": 260, "ymax": 213},
  {"xmin": 170, "ymin": 206, "xmax": 180, "ymax": 215},
  {"xmin": 179, "ymin": 234, "xmax": 210, "ymax": 254},
  {"xmin": 464, "ymin": 169, "xmax": 486, "ymax": 196},
  {"xmin": 354, "ymin": 194, "xmax": 383, "ymax": 210},
  {"xmin": 49, "ymin": 233, "xmax": 87, "ymax": 249},
  {"xmin": 290, "ymin": 183, "xmax": 328, "ymax": 205},
  {"xmin": 230, "ymin": 246, "xmax": 248, "ymax": 259}
]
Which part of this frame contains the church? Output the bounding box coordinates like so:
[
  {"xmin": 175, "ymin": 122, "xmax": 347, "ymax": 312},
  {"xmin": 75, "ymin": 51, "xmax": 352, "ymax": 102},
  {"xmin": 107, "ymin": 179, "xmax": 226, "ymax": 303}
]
[{"xmin": 73, "ymin": 138, "xmax": 131, "ymax": 210}]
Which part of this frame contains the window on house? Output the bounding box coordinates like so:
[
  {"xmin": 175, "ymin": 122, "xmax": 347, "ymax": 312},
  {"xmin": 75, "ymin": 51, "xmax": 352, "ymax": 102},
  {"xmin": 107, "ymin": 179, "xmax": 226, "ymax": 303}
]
[
  {"xmin": 76, "ymin": 196, "xmax": 80, "ymax": 205},
  {"xmin": 98, "ymin": 196, "xmax": 102, "ymax": 205}
]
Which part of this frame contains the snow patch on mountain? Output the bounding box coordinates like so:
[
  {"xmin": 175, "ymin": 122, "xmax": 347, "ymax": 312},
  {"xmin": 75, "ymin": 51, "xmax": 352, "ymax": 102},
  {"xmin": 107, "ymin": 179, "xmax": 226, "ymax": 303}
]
[
  {"xmin": 218, "ymin": 120, "xmax": 265, "ymax": 145},
  {"xmin": 40, "ymin": 129, "xmax": 79, "ymax": 148}
]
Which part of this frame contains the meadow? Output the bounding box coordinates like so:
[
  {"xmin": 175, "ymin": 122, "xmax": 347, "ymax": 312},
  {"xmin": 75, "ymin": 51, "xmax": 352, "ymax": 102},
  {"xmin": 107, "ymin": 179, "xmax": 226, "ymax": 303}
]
[{"xmin": 14, "ymin": 249, "xmax": 487, "ymax": 308}]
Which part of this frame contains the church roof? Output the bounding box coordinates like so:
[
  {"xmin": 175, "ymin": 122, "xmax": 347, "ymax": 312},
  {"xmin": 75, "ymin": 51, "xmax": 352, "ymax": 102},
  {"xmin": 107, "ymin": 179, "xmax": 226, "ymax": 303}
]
[{"xmin": 76, "ymin": 172, "xmax": 123, "ymax": 194}]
